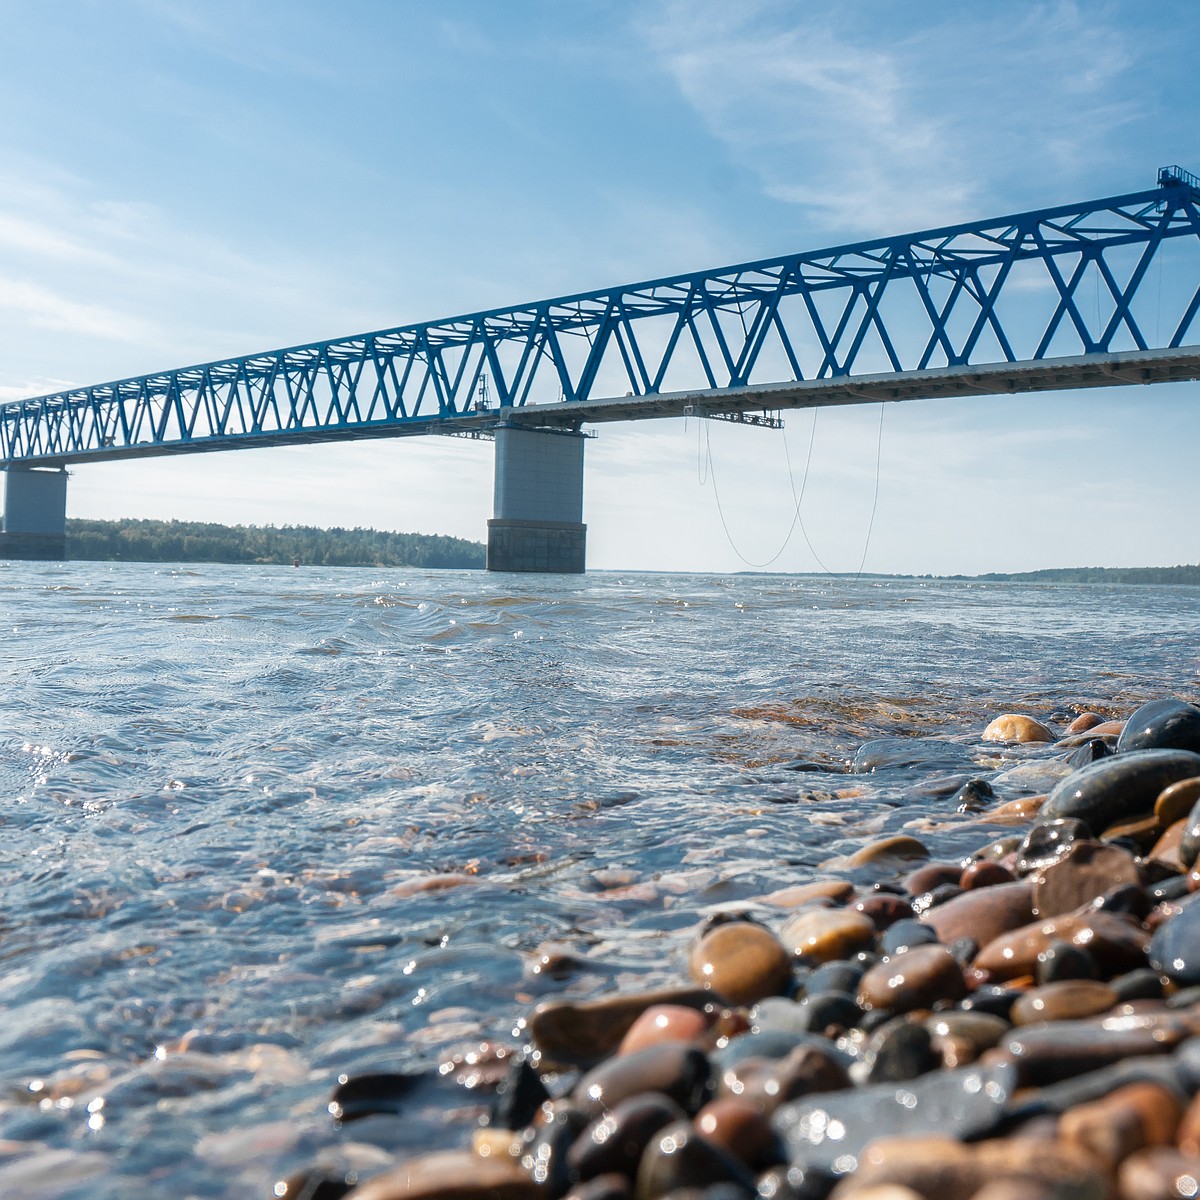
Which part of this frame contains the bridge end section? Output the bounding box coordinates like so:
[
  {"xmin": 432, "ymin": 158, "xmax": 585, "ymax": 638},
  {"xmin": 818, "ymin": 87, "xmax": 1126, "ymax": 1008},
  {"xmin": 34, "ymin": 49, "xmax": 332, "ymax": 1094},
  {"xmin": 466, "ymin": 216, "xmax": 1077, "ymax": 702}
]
[
  {"xmin": 487, "ymin": 426, "xmax": 587, "ymax": 573},
  {"xmin": 1, "ymin": 468, "xmax": 69, "ymax": 561}
]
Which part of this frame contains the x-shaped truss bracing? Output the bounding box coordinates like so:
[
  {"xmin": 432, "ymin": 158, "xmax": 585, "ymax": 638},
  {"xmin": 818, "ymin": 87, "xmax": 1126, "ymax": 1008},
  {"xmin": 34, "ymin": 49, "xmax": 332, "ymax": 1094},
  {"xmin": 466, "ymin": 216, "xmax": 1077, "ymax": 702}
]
[{"xmin": 3, "ymin": 174, "xmax": 1200, "ymax": 466}]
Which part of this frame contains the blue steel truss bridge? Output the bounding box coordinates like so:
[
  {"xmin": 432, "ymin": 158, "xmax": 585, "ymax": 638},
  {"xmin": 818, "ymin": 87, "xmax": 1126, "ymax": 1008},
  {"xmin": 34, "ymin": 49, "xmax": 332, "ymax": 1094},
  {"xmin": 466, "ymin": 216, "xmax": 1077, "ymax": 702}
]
[{"xmin": 3, "ymin": 166, "xmax": 1200, "ymax": 570}]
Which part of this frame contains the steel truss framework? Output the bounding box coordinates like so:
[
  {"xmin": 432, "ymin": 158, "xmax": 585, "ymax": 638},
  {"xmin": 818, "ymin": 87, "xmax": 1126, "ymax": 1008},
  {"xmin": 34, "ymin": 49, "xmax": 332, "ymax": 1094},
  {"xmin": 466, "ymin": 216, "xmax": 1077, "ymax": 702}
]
[{"xmin": 4, "ymin": 169, "xmax": 1200, "ymax": 467}]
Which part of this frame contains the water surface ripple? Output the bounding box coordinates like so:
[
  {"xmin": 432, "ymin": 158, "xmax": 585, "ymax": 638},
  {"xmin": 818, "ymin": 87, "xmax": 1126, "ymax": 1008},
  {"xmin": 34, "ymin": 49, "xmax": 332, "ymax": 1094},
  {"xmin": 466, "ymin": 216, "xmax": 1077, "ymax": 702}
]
[{"xmin": 0, "ymin": 562, "xmax": 1197, "ymax": 1196}]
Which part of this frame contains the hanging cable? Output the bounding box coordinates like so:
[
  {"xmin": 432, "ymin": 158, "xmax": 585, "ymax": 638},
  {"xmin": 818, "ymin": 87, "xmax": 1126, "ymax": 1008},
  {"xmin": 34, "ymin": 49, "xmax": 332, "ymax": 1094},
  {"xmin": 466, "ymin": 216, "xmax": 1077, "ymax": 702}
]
[{"xmin": 698, "ymin": 402, "xmax": 886, "ymax": 576}]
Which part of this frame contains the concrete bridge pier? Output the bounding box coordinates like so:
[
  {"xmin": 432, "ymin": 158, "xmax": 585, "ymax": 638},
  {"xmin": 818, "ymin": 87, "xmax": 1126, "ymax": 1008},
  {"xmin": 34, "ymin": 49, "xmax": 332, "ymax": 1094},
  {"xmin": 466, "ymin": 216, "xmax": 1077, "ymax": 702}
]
[
  {"xmin": 487, "ymin": 425, "xmax": 587, "ymax": 573},
  {"xmin": 0, "ymin": 468, "xmax": 69, "ymax": 560}
]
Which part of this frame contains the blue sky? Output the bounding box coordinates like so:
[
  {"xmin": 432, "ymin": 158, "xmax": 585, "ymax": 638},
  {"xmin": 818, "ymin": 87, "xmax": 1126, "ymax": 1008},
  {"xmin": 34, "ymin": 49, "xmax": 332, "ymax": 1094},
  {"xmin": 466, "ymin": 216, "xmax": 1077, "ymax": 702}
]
[{"xmin": 1, "ymin": 0, "xmax": 1198, "ymax": 573}]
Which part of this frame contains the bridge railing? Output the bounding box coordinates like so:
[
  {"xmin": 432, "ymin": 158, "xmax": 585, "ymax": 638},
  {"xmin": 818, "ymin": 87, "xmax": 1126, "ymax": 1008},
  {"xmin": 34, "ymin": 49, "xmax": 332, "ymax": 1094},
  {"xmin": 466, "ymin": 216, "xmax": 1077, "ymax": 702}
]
[{"xmin": 3, "ymin": 171, "xmax": 1200, "ymax": 465}]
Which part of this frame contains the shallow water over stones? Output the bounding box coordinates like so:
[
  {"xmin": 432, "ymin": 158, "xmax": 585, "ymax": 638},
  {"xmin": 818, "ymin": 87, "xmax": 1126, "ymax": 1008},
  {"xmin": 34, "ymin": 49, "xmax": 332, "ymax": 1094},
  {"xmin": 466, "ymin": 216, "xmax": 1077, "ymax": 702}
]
[{"xmin": 3, "ymin": 564, "xmax": 1200, "ymax": 1197}]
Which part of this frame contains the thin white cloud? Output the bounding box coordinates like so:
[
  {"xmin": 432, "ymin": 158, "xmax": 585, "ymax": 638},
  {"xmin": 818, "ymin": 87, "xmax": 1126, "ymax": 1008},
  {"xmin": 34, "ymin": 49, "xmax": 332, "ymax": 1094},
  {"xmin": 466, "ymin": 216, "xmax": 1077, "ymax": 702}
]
[{"xmin": 640, "ymin": 0, "xmax": 1141, "ymax": 235}]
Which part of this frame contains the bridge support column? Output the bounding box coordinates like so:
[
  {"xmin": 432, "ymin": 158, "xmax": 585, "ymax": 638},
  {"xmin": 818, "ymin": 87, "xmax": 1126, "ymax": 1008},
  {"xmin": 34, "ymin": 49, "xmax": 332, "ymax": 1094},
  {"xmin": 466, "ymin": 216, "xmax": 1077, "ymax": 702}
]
[
  {"xmin": 1, "ymin": 468, "xmax": 69, "ymax": 561},
  {"xmin": 487, "ymin": 426, "xmax": 586, "ymax": 573}
]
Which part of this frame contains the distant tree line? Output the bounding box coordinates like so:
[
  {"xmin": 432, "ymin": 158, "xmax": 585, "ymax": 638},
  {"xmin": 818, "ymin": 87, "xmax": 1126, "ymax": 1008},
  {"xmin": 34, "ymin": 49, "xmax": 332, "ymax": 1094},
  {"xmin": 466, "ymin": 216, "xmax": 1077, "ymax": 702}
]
[
  {"xmin": 65, "ymin": 518, "xmax": 485, "ymax": 569},
  {"xmin": 961, "ymin": 564, "xmax": 1200, "ymax": 585}
]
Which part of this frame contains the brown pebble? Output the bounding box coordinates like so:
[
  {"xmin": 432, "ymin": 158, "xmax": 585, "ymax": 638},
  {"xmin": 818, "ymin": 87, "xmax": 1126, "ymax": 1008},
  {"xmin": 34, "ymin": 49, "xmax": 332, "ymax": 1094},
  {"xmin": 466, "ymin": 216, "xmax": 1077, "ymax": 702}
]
[
  {"xmin": 346, "ymin": 1150, "xmax": 539, "ymax": 1200},
  {"xmin": 959, "ymin": 860, "xmax": 1015, "ymax": 890},
  {"xmin": 1067, "ymin": 712, "xmax": 1106, "ymax": 734},
  {"xmin": 902, "ymin": 862, "xmax": 963, "ymax": 896},
  {"xmin": 1100, "ymin": 812, "xmax": 1163, "ymax": 852},
  {"xmin": 694, "ymin": 1098, "xmax": 779, "ymax": 1169},
  {"xmin": 842, "ymin": 835, "xmax": 931, "ymax": 869},
  {"xmin": 1009, "ymin": 980, "xmax": 1117, "ymax": 1025},
  {"xmin": 779, "ymin": 907, "xmax": 876, "ymax": 963},
  {"xmin": 759, "ymin": 880, "xmax": 855, "ymax": 908},
  {"xmin": 1150, "ymin": 819, "xmax": 1189, "ymax": 873},
  {"xmin": 977, "ymin": 795, "xmax": 1048, "ymax": 825},
  {"xmin": 528, "ymin": 987, "xmax": 717, "ymax": 1065},
  {"xmin": 618, "ymin": 1005, "xmax": 711, "ymax": 1056},
  {"xmin": 1031, "ymin": 840, "xmax": 1142, "ymax": 918},
  {"xmin": 1117, "ymin": 1146, "xmax": 1200, "ymax": 1200},
  {"xmin": 920, "ymin": 882, "xmax": 1035, "ymax": 948},
  {"xmin": 689, "ymin": 922, "xmax": 792, "ymax": 1007},
  {"xmin": 983, "ymin": 714, "xmax": 1056, "ymax": 743},
  {"xmin": 1156, "ymin": 777, "xmax": 1200, "ymax": 827},
  {"xmin": 926, "ymin": 1011, "xmax": 1011, "ymax": 1060},
  {"xmin": 857, "ymin": 944, "xmax": 966, "ymax": 1013},
  {"xmin": 854, "ymin": 892, "xmax": 916, "ymax": 930},
  {"xmin": 971, "ymin": 909, "xmax": 1149, "ymax": 983}
]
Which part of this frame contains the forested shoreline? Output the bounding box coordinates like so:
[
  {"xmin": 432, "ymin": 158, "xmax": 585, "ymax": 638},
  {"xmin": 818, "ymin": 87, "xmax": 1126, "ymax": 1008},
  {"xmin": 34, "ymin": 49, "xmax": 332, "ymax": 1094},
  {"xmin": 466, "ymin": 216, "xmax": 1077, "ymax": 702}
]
[{"xmin": 65, "ymin": 518, "xmax": 485, "ymax": 569}]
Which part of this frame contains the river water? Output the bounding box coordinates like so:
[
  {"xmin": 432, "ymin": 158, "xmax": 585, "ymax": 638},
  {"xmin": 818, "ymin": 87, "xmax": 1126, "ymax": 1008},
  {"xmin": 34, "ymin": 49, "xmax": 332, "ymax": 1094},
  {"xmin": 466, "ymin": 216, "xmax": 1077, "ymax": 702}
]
[{"xmin": 1, "ymin": 562, "xmax": 1198, "ymax": 1197}]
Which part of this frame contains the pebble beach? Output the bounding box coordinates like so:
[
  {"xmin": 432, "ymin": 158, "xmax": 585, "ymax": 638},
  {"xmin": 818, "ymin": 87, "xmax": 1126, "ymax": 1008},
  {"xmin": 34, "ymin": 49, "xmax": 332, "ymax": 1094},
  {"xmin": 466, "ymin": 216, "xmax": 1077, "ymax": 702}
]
[{"xmin": 275, "ymin": 697, "xmax": 1200, "ymax": 1200}]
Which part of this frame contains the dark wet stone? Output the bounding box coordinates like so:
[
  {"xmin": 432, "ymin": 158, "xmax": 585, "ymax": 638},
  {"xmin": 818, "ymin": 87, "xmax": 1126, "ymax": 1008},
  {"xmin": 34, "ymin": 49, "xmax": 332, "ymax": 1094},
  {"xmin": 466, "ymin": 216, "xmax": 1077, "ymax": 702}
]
[
  {"xmin": 1092, "ymin": 883, "xmax": 1153, "ymax": 919},
  {"xmin": 880, "ymin": 919, "xmax": 939, "ymax": 956},
  {"xmin": 1064, "ymin": 738, "xmax": 1112, "ymax": 768},
  {"xmin": 857, "ymin": 944, "xmax": 966, "ymax": 1013},
  {"xmin": 1151, "ymin": 875, "xmax": 1191, "ymax": 902},
  {"xmin": 1149, "ymin": 893, "xmax": 1200, "ymax": 987},
  {"xmin": 529, "ymin": 988, "xmax": 719, "ymax": 1066},
  {"xmin": 792, "ymin": 991, "xmax": 860, "ymax": 1035},
  {"xmin": 1117, "ymin": 699, "xmax": 1200, "ymax": 755},
  {"xmin": 569, "ymin": 1093, "xmax": 686, "ymax": 1181},
  {"xmin": 919, "ymin": 882, "xmax": 1035, "ymax": 948},
  {"xmin": 953, "ymin": 778, "xmax": 996, "ymax": 813},
  {"xmin": 634, "ymin": 1120, "xmax": 757, "ymax": 1200},
  {"xmin": 1015, "ymin": 819, "xmax": 1093, "ymax": 875},
  {"xmin": 711, "ymin": 1030, "xmax": 833, "ymax": 1071},
  {"xmin": 272, "ymin": 1170, "xmax": 353, "ymax": 1200},
  {"xmin": 957, "ymin": 985, "xmax": 1021, "ymax": 1019},
  {"xmin": 1112, "ymin": 968, "xmax": 1165, "ymax": 1003},
  {"xmin": 1010, "ymin": 1053, "xmax": 1188, "ymax": 1119},
  {"xmin": 528, "ymin": 1104, "xmax": 592, "ymax": 1195},
  {"xmin": 772, "ymin": 1063, "xmax": 1017, "ymax": 1176},
  {"xmin": 863, "ymin": 1018, "xmax": 939, "ymax": 1083},
  {"xmin": 997, "ymin": 1013, "xmax": 1192, "ymax": 1087},
  {"xmin": 802, "ymin": 961, "xmax": 865, "ymax": 997},
  {"xmin": 1041, "ymin": 749, "xmax": 1200, "ymax": 831},
  {"xmin": 574, "ymin": 1043, "xmax": 711, "ymax": 1118},
  {"xmin": 1035, "ymin": 939, "xmax": 1099, "ymax": 984},
  {"xmin": 909, "ymin": 883, "xmax": 963, "ymax": 916},
  {"xmin": 490, "ymin": 1054, "xmax": 552, "ymax": 1131},
  {"xmin": 1032, "ymin": 839, "xmax": 1143, "ymax": 918},
  {"xmin": 327, "ymin": 1071, "xmax": 423, "ymax": 1122},
  {"xmin": 949, "ymin": 937, "xmax": 979, "ymax": 968}
]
